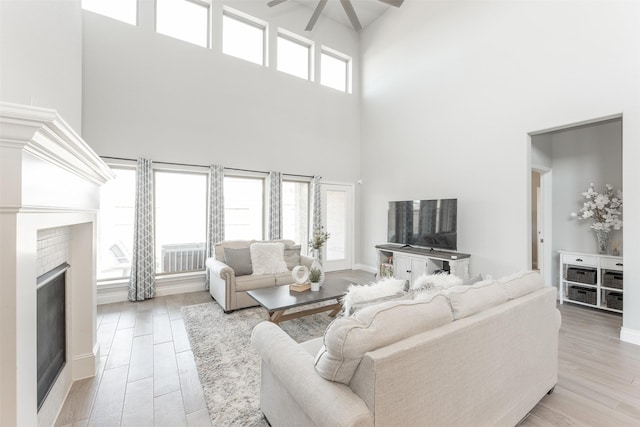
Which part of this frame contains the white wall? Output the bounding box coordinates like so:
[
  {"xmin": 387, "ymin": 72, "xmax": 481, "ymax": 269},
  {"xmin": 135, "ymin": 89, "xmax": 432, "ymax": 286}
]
[
  {"xmin": 81, "ymin": 0, "xmax": 361, "ymax": 182},
  {"xmin": 0, "ymin": 0, "xmax": 83, "ymax": 131},
  {"xmin": 360, "ymin": 1, "xmax": 640, "ymax": 341}
]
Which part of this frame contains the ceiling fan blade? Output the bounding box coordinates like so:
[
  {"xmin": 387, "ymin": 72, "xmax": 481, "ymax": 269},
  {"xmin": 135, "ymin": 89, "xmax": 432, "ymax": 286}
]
[
  {"xmin": 305, "ymin": 0, "xmax": 329, "ymax": 31},
  {"xmin": 378, "ymin": 0, "xmax": 404, "ymax": 6},
  {"xmin": 267, "ymin": 0, "xmax": 289, "ymax": 7},
  {"xmin": 339, "ymin": 0, "xmax": 362, "ymax": 31}
]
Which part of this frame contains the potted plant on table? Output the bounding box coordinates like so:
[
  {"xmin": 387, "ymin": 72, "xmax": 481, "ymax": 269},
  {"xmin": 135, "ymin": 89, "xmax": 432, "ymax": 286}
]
[{"xmin": 309, "ymin": 268, "xmax": 322, "ymax": 292}]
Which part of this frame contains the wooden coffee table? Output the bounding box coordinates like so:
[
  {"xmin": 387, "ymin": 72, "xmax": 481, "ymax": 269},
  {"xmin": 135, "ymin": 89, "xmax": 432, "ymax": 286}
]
[{"xmin": 247, "ymin": 277, "xmax": 351, "ymax": 324}]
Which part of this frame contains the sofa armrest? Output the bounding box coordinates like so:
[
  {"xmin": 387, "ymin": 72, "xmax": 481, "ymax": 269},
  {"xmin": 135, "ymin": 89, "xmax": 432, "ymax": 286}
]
[
  {"xmin": 207, "ymin": 258, "xmax": 234, "ymax": 279},
  {"xmin": 251, "ymin": 322, "xmax": 373, "ymax": 427},
  {"xmin": 300, "ymin": 254, "xmax": 314, "ymax": 269},
  {"xmin": 206, "ymin": 258, "xmax": 236, "ymax": 311}
]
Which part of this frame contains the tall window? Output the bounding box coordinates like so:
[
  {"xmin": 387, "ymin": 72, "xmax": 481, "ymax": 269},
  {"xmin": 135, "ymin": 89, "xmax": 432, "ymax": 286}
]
[
  {"xmin": 277, "ymin": 31, "xmax": 312, "ymax": 80},
  {"xmin": 156, "ymin": 0, "xmax": 209, "ymax": 48},
  {"xmin": 98, "ymin": 167, "xmax": 136, "ymax": 280},
  {"xmin": 154, "ymin": 171, "xmax": 208, "ymax": 274},
  {"xmin": 82, "ymin": 0, "xmax": 137, "ymax": 25},
  {"xmin": 222, "ymin": 10, "xmax": 267, "ymax": 66},
  {"xmin": 224, "ymin": 176, "xmax": 264, "ymax": 240},
  {"xmin": 321, "ymin": 48, "xmax": 351, "ymax": 93},
  {"xmin": 282, "ymin": 180, "xmax": 310, "ymax": 248}
]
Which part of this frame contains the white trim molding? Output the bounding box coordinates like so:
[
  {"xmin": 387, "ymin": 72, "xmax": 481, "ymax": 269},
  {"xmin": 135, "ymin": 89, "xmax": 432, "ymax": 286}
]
[
  {"xmin": 620, "ymin": 327, "xmax": 640, "ymax": 346},
  {"xmin": 98, "ymin": 273, "xmax": 207, "ymax": 305},
  {"xmin": 0, "ymin": 101, "xmax": 115, "ymax": 186}
]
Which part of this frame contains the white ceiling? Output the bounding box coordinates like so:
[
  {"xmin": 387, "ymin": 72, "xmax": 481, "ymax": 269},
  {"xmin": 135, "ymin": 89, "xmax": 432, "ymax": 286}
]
[{"xmin": 291, "ymin": 0, "xmax": 392, "ymax": 30}]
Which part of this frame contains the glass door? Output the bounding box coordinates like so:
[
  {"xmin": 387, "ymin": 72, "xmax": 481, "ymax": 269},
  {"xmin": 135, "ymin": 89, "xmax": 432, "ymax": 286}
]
[{"xmin": 322, "ymin": 183, "xmax": 353, "ymax": 271}]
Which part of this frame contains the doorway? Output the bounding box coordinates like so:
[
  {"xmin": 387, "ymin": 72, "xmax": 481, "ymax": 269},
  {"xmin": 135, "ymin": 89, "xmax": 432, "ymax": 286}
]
[
  {"xmin": 531, "ymin": 168, "xmax": 551, "ymax": 284},
  {"xmin": 529, "ymin": 115, "xmax": 622, "ymax": 289},
  {"xmin": 321, "ymin": 182, "xmax": 354, "ymax": 271}
]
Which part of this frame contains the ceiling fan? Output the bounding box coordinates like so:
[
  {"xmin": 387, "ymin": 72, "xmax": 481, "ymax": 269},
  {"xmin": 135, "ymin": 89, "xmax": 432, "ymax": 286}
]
[{"xmin": 267, "ymin": 0, "xmax": 404, "ymax": 32}]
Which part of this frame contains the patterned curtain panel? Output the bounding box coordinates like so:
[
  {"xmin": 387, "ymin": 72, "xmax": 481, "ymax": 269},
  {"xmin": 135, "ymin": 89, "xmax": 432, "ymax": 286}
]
[
  {"xmin": 128, "ymin": 158, "xmax": 156, "ymax": 302},
  {"xmin": 205, "ymin": 164, "xmax": 225, "ymax": 290},
  {"xmin": 311, "ymin": 175, "xmax": 322, "ymax": 233},
  {"xmin": 268, "ymin": 171, "xmax": 283, "ymax": 240},
  {"xmin": 310, "ymin": 175, "xmax": 322, "ymax": 260}
]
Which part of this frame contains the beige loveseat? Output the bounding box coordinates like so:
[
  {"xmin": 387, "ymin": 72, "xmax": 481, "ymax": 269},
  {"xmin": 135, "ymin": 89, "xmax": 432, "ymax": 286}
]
[
  {"xmin": 251, "ymin": 271, "xmax": 560, "ymax": 426},
  {"xmin": 206, "ymin": 239, "xmax": 313, "ymax": 312}
]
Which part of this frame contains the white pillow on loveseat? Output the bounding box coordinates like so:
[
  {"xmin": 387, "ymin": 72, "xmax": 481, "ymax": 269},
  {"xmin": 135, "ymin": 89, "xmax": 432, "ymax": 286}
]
[{"xmin": 249, "ymin": 242, "xmax": 289, "ymax": 275}]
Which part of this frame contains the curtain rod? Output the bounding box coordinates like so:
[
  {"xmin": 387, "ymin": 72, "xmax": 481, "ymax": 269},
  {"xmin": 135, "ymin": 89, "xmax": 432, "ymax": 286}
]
[{"xmin": 100, "ymin": 156, "xmax": 314, "ymax": 179}]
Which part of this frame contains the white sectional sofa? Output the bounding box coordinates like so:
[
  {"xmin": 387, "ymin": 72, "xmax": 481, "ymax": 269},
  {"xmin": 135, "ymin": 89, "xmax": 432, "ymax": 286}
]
[
  {"xmin": 251, "ymin": 271, "xmax": 560, "ymax": 426},
  {"xmin": 206, "ymin": 239, "xmax": 313, "ymax": 312}
]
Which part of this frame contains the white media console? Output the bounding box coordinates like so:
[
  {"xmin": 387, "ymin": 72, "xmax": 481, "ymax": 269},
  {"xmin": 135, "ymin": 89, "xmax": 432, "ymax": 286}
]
[{"xmin": 375, "ymin": 244, "xmax": 471, "ymax": 286}]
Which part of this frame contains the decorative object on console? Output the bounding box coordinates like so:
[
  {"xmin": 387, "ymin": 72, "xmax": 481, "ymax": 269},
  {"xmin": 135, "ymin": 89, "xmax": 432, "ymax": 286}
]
[
  {"xmin": 570, "ymin": 183, "xmax": 622, "ymax": 254},
  {"xmin": 611, "ymin": 240, "xmax": 621, "ymax": 256}
]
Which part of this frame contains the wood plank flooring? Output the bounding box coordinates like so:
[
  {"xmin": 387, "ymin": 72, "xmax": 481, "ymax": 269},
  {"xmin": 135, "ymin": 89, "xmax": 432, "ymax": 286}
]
[{"xmin": 55, "ymin": 272, "xmax": 640, "ymax": 426}]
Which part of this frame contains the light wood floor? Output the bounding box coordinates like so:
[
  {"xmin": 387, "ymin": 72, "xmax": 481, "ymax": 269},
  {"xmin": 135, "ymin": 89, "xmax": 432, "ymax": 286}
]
[{"xmin": 55, "ymin": 272, "xmax": 640, "ymax": 426}]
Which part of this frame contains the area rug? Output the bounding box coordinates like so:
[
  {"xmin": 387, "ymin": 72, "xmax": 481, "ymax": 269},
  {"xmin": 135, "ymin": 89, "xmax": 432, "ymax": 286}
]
[{"xmin": 181, "ymin": 301, "xmax": 335, "ymax": 426}]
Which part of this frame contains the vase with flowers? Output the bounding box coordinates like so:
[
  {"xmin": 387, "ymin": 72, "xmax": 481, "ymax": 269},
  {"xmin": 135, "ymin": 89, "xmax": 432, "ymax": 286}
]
[
  {"xmin": 308, "ymin": 227, "xmax": 330, "ymax": 285},
  {"xmin": 571, "ymin": 183, "xmax": 623, "ymax": 254}
]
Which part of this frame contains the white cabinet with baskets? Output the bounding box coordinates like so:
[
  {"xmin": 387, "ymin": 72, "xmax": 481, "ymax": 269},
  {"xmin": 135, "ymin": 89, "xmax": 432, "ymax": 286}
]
[{"xmin": 559, "ymin": 251, "xmax": 623, "ymax": 313}]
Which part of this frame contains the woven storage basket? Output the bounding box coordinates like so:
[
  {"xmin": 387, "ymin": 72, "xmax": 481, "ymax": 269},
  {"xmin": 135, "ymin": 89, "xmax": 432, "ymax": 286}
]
[
  {"xmin": 567, "ymin": 267, "xmax": 597, "ymax": 285},
  {"xmin": 568, "ymin": 286, "xmax": 597, "ymax": 305},
  {"xmin": 603, "ymin": 272, "xmax": 623, "ymax": 289},
  {"xmin": 606, "ymin": 292, "xmax": 623, "ymax": 310}
]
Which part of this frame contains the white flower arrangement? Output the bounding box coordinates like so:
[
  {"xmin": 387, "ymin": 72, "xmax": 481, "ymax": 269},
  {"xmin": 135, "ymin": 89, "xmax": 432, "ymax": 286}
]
[{"xmin": 571, "ymin": 183, "xmax": 623, "ymax": 232}]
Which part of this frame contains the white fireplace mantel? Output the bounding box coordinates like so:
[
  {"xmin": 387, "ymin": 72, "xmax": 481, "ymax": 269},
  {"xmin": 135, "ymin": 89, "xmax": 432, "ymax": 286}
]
[{"xmin": 0, "ymin": 102, "xmax": 114, "ymax": 427}]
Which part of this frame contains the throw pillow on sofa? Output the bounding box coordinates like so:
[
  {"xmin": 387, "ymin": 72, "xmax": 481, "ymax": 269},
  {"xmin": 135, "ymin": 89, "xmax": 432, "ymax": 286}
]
[
  {"xmin": 283, "ymin": 244, "xmax": 302, "ymax": 270},
  {"xmin": 410, "ymin": 272, "xmax": 462, "ymax": 291},
  {"xmin": 341, "ymin": 277, "xmax": 407, "ymax": 316},
  {"xmin": 250, "ymin": 242, "xmax": 289, "ymax": 275},
  {"xmin": 223, "ymin": 247, "xmax": 253, "ymax": 276}
]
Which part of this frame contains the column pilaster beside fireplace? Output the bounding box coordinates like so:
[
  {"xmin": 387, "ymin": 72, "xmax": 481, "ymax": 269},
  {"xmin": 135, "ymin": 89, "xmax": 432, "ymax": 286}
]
[{"xmin": 0, "ymin": 102, "xmax": 114, "ymax": 427}]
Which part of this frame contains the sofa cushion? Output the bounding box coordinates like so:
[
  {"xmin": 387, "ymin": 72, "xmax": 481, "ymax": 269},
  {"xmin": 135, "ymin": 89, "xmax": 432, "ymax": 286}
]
[
  {"xmin": 499, "ymin": 270, "xmax": 544, "ymax": 300},
  {"xmin": 314, "ymin": 293, "xmax": 453, "ymax": 384},
  {"xmin": 250, "ymin": 242, "xmax": 289, "ymax": 275},
  {"xmin": 274, "ymin": 271, "xmax": 295, "ymax": 285},
  {"xmin": 446, "ymin": 280, "xmax": 509, "ymax": 320},
  {"xmin": 235, "ymin": 274, "xmax": 276, "ymax": 292},
  {"xmin": 223, "ymin": 247, "xmax": 253, "ymax": 276},
  {"xmin": 214, "ymin": 239, "xmax": 255, "ymax": 262},
  {"xmin": 342, "ymin": 277, "xmax": 407, "ymax": 316},
  {"xmin": 284, "ymin": 244, "xmax": 302, "ymax": 270}
]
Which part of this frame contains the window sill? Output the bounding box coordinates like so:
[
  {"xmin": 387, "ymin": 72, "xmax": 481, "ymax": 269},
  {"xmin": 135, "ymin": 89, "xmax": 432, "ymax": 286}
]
[{"xmin": 97, "ymin": 270, "xmax": 206, "ymax": 288}]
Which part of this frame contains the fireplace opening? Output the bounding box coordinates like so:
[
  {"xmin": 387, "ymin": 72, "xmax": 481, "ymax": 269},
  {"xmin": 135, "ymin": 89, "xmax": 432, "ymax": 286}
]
[{"xmin": 36, "ymin": 262, "xmax": 69, "ymax": 411}]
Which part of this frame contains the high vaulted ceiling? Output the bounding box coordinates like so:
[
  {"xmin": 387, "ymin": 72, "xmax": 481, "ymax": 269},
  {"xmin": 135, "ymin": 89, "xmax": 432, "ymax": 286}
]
[{"xmin": 291, "ymin": 0, "xmax": 393, "ymax": 30}]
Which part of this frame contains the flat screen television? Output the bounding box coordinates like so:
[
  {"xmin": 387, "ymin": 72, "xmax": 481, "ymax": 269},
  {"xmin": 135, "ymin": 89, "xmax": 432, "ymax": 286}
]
[{"xmin": 387, "ymin": 199, "xmax": 457, "ymax": 251}]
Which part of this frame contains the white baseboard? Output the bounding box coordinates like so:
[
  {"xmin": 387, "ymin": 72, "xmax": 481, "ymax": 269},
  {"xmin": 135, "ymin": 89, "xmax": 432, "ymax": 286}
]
[
  {"xmin": 73, "ymin": 350, "xmax": 97, "ymax": 380},
  {"xmin": 354, "ymin": 263, "xmax": 378, "ymax": 274},
  {"xmin": 97, "ymin": 274, "xmax": 206, "ymax": 304},
  {"xmin": 620, "ymin": 327, "xmax": 640, "ymax": 346}
]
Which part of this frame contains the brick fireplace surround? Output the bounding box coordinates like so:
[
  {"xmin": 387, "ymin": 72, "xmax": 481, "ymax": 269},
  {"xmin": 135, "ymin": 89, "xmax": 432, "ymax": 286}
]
[{"xmin": 0, "ymin": 102, "xmax": 113, "ymax": 427}]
